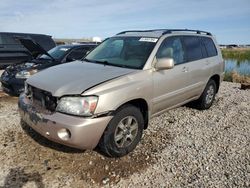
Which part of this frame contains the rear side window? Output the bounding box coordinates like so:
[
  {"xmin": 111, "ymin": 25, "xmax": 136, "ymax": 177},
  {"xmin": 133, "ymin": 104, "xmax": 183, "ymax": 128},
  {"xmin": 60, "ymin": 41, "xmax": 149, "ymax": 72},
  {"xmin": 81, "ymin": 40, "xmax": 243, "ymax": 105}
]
[
  {"xmin": 202, "ymin": 37, "xmax": 217, "ymax": 57},
  {"xmin": 183, "ymin": 36, "xmax": 203, "ymax": 61}
]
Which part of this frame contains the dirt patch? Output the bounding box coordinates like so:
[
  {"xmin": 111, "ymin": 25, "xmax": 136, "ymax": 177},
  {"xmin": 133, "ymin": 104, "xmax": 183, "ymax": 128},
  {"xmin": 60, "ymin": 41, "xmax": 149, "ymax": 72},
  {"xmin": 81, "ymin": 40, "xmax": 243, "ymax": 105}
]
[{"xmin": 0, "ymin": 95, "xmax": 18, "ymax": 103}]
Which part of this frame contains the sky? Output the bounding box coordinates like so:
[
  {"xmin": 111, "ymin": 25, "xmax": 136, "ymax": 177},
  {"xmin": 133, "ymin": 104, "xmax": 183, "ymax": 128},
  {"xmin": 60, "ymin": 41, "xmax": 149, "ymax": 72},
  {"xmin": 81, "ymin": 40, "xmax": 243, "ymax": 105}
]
[{"xmin": 0, "ymin": 0, "xmax": 250, "ymax": 44}]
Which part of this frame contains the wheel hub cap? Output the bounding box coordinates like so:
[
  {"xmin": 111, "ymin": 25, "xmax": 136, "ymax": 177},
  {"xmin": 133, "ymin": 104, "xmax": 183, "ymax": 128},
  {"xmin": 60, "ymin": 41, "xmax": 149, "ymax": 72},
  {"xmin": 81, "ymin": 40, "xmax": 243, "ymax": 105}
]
[
  {"xmin": 114, "ymin": 116, "xmax": 138, "ymax": 148},
  {"xmin": 205, "ymin": 85, "xmax": 215, "ymax": 104}
]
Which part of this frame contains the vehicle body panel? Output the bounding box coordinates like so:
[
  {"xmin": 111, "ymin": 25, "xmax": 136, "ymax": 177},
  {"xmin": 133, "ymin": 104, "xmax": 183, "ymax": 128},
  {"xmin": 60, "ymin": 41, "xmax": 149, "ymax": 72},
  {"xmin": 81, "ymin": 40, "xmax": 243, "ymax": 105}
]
[
  {"xmin": 26, "ymin": 61, "xmax": 137, "ymax": 97},
  {"xmin": 151, "ymin": 63, "xmax": 190, "ymax": 114}
]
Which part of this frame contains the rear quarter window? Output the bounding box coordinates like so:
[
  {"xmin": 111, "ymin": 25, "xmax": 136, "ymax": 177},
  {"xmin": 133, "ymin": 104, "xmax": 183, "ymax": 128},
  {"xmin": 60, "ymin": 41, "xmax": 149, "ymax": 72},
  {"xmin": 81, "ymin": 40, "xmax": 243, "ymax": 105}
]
[
  {"xmin": 202, "ymin": 37, "xmax": 217, "ymax": 57},
  {"xmin": 182, "ymin": 36, "xmax": 203, "ymax": 62}
]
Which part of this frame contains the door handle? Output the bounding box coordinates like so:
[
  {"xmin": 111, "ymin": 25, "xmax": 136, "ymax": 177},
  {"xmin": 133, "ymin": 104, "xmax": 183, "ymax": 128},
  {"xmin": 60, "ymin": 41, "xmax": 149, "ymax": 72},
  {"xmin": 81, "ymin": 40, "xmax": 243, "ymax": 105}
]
[{"xmin": 182, "ymin": 67, "xmax": 188, "ymax": 72}]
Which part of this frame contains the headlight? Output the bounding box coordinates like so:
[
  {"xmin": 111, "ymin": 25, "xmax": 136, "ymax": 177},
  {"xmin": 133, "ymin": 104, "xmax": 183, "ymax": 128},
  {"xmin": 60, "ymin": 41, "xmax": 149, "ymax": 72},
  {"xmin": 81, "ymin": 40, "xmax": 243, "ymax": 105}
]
[
  {"xmin": 56, "ymin": 96, "xmax": 98, "ymax": 116},
  {"xmin": 15, "ymin": 69, "xmax": 38, "ymax": 79}
]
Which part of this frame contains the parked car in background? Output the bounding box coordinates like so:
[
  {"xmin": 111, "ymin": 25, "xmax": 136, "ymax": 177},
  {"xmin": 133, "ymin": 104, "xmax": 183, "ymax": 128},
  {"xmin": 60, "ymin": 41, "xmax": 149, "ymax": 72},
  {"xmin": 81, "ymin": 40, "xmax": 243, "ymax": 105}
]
[
  {"xmin": 0, "ymin": 32, "xmax": 56, "ymax": 69},
  {"xmin": 1, "ymin": 38, "xmax": 97, "ymax": 95},
  {"xmin": 19, "ymin": 29, "xmax": 224, "ymax": 157}
]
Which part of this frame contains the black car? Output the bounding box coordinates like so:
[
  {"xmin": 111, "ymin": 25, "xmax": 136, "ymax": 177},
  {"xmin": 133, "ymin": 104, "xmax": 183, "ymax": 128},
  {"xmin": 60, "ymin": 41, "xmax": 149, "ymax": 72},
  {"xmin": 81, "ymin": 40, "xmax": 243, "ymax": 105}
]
[
  {"xmin": 0, "ymin": 39, "xmax": 97, "ymax": 95},
  {"xmin": 0, "ymin": 32, "xmax": 56, "ymax": 68}
]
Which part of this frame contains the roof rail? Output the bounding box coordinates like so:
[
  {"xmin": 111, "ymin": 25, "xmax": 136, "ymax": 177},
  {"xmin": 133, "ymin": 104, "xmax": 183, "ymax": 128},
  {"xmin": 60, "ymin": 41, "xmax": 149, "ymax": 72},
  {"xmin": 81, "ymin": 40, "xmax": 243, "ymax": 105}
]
[
  {"xmin": 116, "ymin": 29, "xmax": 212, "ymax": 36},
  {"xmin": 162, "ymin": 29, "xmax": 212, "ymax": 36},
  {"xmin": 116, "ymin": 29, "xmax": 166, "ymax": 35}
]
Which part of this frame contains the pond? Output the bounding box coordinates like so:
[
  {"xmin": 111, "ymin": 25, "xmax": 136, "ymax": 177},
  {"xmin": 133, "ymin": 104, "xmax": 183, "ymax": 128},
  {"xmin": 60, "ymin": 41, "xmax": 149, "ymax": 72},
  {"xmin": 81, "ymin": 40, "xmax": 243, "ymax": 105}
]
[{"xmin": 225, "ymin": 59, "xmax": 250, "ymax": 76}]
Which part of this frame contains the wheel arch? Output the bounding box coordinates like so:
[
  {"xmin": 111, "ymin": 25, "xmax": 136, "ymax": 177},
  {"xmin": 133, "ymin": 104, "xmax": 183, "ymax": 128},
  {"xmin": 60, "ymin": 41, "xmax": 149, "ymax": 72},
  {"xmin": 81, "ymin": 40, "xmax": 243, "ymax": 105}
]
[
  {"xmin": 209, "ymin": 74, "xmax": 220, "ymax": 93},
  {"xmin": 115, "ymin": 98, "xmax": 149, "ymax": 129}
]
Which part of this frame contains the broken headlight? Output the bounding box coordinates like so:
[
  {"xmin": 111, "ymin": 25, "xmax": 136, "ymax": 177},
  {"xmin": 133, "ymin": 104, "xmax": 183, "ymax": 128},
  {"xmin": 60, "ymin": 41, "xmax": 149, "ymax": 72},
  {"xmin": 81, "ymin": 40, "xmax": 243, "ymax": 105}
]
[
  {"xmin": 56, "ymin": 96, "xmax": 98, "ymax": 116},
  {"xmin": 15, "ymin": 69, "xmax": 38, "ymax": 79}
]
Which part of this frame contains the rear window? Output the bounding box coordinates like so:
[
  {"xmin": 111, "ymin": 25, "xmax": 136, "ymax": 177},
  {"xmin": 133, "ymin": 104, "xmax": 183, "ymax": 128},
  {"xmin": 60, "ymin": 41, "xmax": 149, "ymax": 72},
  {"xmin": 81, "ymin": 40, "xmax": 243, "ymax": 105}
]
[
  {"xmin": 182, "ymin": 36, "xmax": 203, "ymax": 61},
  {"xmin": 202, "ymin": 37, "xmax": 217, "ymax": 57}
]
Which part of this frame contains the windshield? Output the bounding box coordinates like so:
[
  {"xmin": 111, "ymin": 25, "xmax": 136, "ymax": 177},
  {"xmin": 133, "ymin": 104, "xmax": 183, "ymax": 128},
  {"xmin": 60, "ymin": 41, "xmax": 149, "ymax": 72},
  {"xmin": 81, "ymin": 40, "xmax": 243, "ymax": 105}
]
[
  {"xmin": 39, "ymin": 46, "xmax": 70, "ymax": 60},
  {"xmin": 84, "ymin": 37, "xmax": 157, "ymax": 69}
]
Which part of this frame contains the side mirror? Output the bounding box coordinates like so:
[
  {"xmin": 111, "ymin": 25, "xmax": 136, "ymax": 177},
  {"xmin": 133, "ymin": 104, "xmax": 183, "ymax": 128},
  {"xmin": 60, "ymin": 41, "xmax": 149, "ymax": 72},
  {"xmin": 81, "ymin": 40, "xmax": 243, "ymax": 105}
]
[{"xmin": 155, "ymin": 58, "xmax": 174, "ymax": 70}]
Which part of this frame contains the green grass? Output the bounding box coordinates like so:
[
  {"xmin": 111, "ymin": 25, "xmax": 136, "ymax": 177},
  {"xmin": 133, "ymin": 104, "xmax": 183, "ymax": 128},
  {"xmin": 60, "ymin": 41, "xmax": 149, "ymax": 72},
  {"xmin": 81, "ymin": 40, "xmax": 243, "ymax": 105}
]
[{"xmin": 222, "ymin": 49, "xmax": 250, "ymax": 61}]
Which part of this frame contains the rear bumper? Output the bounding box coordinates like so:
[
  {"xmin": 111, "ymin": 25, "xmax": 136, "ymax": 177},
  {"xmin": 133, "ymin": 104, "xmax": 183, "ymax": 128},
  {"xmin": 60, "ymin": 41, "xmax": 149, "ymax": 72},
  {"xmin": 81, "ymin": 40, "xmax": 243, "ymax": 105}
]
[{"xmin": 18, "ymin": 93, "xmax": 112, "ymax": 150}]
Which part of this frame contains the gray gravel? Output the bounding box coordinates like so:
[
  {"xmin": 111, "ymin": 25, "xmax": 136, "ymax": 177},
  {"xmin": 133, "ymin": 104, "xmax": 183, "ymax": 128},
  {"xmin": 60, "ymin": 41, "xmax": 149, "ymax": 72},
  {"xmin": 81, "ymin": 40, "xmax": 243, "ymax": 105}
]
[{"xmin": 0, "ymin": 82, "xmax": 249, "ymax": 187}]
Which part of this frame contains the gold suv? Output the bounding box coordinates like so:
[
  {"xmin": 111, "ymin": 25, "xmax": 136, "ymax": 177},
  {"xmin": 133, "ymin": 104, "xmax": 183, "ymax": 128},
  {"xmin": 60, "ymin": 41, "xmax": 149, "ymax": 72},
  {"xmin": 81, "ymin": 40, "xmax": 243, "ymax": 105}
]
[{"xmin": 19, "ymin": 29, "xmax": 224, "ymax": 157}]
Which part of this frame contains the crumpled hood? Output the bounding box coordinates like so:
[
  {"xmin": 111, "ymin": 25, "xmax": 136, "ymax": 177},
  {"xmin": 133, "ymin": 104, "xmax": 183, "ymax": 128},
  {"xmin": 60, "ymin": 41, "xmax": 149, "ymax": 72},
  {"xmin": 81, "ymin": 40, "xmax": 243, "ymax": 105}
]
[{"xmin": 27, "ymin": 61, "xmax": 137, "ymax": 96}]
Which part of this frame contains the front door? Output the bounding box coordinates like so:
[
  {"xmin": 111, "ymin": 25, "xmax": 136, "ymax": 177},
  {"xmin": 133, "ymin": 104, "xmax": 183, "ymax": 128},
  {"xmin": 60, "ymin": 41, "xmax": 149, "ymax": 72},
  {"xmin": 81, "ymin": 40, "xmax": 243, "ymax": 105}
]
[{"xmin": 152, "ymin": 36, "xmax": 190, "ymax": 115}]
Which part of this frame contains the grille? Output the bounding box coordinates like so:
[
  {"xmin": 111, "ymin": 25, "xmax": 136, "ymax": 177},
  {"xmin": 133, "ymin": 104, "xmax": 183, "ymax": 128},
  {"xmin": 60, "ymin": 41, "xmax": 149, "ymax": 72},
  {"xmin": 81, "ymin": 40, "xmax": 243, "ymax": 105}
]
[{"xmin": 28, "ymin": 85, "xmax": 57, "ymax": 112}]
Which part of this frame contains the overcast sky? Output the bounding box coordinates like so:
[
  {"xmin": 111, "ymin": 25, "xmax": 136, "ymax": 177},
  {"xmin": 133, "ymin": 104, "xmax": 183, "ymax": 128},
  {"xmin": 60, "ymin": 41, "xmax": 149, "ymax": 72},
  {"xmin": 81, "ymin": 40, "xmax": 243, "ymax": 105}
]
[{"xmin": 0, "ymin": 0, "xmax": 250, "ymax": 44}]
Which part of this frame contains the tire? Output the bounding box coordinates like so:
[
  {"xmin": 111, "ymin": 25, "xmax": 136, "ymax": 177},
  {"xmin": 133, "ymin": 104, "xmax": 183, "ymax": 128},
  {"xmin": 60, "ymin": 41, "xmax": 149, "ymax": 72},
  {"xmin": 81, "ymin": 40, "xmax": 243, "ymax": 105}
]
[
  {"xmin": 98, "ymin": 105, "xmax": 144, "ymax": 157},
  {"xmin": 194, "ymin": 79, "xmax": 217, "ymax": 110}
]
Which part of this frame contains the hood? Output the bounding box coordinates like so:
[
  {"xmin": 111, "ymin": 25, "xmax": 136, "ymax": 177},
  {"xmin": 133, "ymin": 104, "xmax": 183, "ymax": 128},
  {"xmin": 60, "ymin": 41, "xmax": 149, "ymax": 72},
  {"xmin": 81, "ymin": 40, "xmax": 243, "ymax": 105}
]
[
  {"xmin": 18, "ymin": 38, "xmax": 55, "ymax": 60},
  {"xmin": 27, "ymin": 61, "xmax": 137, "ymax": 96}
]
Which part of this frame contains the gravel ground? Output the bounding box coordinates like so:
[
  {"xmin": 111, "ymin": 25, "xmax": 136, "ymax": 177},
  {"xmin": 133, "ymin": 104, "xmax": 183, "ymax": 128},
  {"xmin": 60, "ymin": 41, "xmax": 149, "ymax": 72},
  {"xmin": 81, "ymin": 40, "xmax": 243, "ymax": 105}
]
[{"xmin": 0, "ymin": 82, "xmax": 249, "ymax": 187}]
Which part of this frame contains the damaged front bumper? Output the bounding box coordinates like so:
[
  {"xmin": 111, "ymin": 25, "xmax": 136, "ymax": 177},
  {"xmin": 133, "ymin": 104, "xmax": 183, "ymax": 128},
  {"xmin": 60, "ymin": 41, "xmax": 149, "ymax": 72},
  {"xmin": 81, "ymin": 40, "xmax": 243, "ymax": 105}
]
[
  {"xmin": 18, "ymin": 93, "xmax": 112, "ymax": 150},
  {"xmin": 0, "ymin": 73, "xmax": 25, "ymax": 95}
]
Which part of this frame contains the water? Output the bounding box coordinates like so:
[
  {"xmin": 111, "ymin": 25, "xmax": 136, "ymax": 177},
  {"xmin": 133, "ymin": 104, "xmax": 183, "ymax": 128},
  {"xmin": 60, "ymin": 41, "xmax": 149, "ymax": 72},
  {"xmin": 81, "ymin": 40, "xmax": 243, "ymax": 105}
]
[{"xmin": 225, "ymin": 59, "xmax": 250, "ymax": 76}]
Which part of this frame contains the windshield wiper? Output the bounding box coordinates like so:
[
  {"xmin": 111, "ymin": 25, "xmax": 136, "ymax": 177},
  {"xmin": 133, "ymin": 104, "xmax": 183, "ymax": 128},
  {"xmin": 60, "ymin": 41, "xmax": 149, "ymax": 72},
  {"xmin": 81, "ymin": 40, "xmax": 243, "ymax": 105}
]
[
  {"xmin": 83, "ymin": 58, "xmax": 110, "ymax": 66},
  {"xmin": 83, "ymin": 58, "xmax": 137, "ymax": 69}
]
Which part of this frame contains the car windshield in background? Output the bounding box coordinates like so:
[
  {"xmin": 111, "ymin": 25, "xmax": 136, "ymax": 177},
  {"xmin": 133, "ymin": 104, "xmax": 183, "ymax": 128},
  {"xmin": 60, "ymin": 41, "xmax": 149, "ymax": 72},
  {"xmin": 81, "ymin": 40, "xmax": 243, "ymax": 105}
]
[
  {"xmin": 84, "ymin": 37, "xmax": 157, "ymax": 69},
  {"xmin": 39, "ymin": 46, "xmax": 70, "ymax": 60}
]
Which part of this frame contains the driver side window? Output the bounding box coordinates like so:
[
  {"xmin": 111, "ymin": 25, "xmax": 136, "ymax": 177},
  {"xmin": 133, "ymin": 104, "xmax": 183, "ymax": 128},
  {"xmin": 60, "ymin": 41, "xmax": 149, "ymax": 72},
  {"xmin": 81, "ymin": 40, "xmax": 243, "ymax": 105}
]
[{"xmin": 156, "ymin": 37, "xmax": 185, "ymax": 65}]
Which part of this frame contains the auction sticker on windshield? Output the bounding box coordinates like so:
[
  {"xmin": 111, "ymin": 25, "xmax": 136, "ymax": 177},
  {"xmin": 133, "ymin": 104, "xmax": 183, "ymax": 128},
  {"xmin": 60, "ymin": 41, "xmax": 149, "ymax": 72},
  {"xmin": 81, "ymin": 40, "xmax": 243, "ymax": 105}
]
[{"xmin": 139, "ymin": 38, "xmax": 158, "ymax": 43}]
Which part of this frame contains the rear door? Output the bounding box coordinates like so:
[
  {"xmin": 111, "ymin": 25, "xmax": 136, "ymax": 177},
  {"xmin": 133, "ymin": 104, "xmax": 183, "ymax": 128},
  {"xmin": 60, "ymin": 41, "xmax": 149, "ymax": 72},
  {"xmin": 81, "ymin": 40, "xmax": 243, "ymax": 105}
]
[
  {"xmin": 181, "ymin": 36, "xmax": 209, "ymax": 97},
  {"xmin": 152, "ymin": 36, "xmax": 190, "ymax": 114}
]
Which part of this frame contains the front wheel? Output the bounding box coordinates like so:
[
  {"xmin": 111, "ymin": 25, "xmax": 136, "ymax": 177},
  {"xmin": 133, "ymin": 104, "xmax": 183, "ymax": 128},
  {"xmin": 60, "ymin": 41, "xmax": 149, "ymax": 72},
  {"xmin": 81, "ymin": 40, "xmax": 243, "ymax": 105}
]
[{"xmin": 98, "ymin": 105, "xmax": 144, "ymax": 157}]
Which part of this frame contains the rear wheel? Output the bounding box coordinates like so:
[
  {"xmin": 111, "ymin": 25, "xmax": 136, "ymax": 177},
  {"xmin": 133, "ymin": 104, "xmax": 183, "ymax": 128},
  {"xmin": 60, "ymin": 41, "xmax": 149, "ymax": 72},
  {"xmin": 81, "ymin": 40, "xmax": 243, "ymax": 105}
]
[
  {"xmin": 194, "ymin": 79, "xmax": 217, "ymax": 110},
  {"xmin": 98, "ymin": 105, "xmax": 144, "ymax": 157}
]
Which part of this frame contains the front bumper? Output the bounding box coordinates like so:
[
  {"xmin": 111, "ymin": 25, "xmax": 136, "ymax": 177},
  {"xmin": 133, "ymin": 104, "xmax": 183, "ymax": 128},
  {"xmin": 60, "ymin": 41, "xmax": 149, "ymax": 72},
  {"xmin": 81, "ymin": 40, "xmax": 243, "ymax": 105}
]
[
  {"xmin": 0, "ymin": 74, "xmax": 25, "ymax": 95},
  {"xmin": 18, "ymin": 93, "xmax": 112, "ymax": 150}
]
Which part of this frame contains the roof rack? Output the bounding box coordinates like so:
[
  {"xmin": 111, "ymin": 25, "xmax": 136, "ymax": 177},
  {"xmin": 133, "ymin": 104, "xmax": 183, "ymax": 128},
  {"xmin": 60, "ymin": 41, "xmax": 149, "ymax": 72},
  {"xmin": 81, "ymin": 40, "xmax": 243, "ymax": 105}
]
[
  {"xmin": 116, "ymin": 29, "xmax": 165, "ymax": 35},
  {"xmin": 162, "ymin": 29, "xmax": 212, "ymax": 36},
  {"xmin": 116, "ymin": 29, "xmax": 212, "ymax": 36}
]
